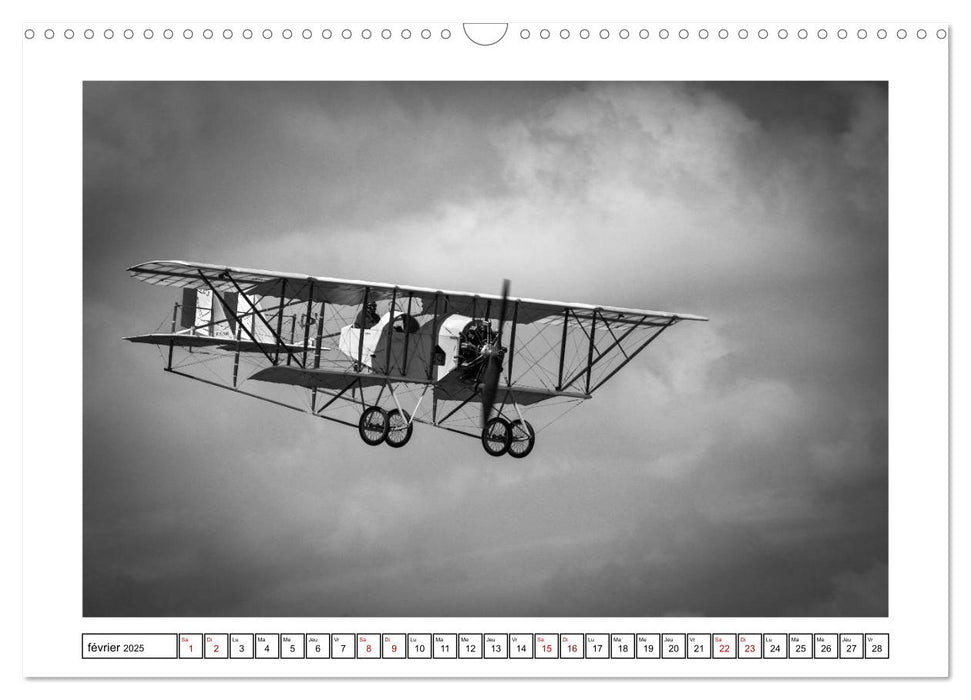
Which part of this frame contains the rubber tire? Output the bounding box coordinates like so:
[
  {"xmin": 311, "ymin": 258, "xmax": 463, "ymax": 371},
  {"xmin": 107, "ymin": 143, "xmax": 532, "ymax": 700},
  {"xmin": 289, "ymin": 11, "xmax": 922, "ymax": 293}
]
[
  {"xmin": 481, "ymin": 417, "xmax": 512, "ymax": 457},
  {"xmin": 385, "ymin": 409, "xmax": 414, "ymax": 448},
  {"xmin": 507, "ymin": 419, "xmax": 535, "ymax": 459},
  {"xmin": 358, "ymin": 406, "xmax": 389, "ymax": 446}
]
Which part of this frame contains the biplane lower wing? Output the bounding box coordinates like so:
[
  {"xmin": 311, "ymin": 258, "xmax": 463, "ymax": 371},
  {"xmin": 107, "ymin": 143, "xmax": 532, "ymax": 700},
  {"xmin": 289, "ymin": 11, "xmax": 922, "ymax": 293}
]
[
  {"xmin": 444, "ymin": 384, "xmax": 588, "ymax": 407},
  {"xmin": 250, "ymin": 365, "xmax": 588, "ymax": 406},
  {"xmin": 250, "ymin": 365, "xmax": 437, "ymax": 391},
  {"xmin": 432, "ymin": 374, "xmax": 589, "ymax": 406}
]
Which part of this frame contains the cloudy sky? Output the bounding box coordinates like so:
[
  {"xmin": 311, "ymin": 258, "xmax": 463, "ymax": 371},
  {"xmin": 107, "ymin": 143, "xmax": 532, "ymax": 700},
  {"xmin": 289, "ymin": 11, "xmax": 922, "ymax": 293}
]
[{"xmin": 83, "ymin": 82, "xmax": 887, "ymax": 617}]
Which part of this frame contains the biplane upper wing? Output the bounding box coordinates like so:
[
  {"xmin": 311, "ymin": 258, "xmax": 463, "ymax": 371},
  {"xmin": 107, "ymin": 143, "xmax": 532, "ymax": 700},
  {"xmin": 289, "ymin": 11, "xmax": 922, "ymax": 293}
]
[{"xmin": 128, "ymin": 260, "xmax": 709, "ymax": 326}]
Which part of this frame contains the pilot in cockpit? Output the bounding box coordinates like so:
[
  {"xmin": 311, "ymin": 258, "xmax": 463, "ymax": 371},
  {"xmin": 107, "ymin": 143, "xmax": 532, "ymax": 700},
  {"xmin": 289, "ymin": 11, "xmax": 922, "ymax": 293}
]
[
  {"xmin": 392, "ymin": 311, "xmax": 420, "ymax": 333},
  {"xmin": 354, "ymin": 300, "xmax": 380, "ymax": 329}
]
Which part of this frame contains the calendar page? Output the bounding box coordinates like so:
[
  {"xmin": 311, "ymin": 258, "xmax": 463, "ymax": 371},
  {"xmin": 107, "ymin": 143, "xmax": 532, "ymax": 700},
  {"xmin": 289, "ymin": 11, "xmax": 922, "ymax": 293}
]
[{"xmin": 19, "ymin": 2, "xmax": 949, "ymax": 682}]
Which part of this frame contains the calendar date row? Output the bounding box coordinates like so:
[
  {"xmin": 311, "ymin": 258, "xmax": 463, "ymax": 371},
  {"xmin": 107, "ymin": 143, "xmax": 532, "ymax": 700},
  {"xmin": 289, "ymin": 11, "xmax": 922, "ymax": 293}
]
[{"xmin": 82, "ymin": 632, "xmax": 889, "ymax": 660}]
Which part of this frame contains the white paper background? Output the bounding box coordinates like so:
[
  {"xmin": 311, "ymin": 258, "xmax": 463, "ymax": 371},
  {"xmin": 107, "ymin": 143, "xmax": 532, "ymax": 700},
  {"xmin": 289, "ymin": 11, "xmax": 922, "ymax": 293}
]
[{"xmin": 7, "ymin": 0, "xmax": 963, "ymax": 695}]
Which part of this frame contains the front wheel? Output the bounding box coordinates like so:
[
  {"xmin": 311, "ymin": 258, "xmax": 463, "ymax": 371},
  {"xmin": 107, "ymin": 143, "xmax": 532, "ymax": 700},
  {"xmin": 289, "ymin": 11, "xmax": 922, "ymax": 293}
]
[
  {"xmin": 481, "ymin": 417, "xmax": 511, "ymax": 457},
  {"xmin": 507, "ymin": 419, "xmax": 535, "ymax": 459},
  {"xmin": 385, "ymin": 409, "xmax": 413, "ymax": 448},
  {"xmin": 358, "ymin": 406, "xmax": 388, "ymax": 446}
]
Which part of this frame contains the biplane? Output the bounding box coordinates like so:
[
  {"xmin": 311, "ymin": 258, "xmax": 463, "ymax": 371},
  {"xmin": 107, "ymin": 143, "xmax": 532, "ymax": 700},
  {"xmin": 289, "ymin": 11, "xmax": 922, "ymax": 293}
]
[{"xmin": 126, "ymin": 261, "xmax": 707, "ymax": 458}]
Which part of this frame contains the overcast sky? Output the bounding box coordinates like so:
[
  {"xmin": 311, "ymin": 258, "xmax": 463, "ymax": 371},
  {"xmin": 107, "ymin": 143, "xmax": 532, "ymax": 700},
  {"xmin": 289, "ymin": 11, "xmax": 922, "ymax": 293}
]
[{"xmin": 83, "ymin": 82, "xmax": 887, "ymax": 617}]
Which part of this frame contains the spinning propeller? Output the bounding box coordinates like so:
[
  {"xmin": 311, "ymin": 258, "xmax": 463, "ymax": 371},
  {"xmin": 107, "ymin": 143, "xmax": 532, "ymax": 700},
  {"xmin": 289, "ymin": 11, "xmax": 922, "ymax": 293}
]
[{"xmin": 480, "ymin": 278, "xmax": 510, "ymax": 430}]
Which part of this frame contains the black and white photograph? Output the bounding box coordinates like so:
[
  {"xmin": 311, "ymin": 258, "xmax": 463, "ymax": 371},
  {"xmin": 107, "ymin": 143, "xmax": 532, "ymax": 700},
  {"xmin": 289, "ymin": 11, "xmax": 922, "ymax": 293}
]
[{"xmin": 83, "ymin": 81, "xmax": 888, "ymax": 618}]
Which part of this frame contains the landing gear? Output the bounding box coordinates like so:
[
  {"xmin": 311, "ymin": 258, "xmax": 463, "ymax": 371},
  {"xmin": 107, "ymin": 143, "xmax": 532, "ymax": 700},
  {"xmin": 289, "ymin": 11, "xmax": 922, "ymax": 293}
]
[
  {"xmin": 358, "ymin": 406, "xmax": 414, "ymax": 448},
  {"xmin": 507, "ymin": 419, "xmax": 535, "ymax": 459},
  {"xmin": 358, "ymin": 406, "xmax": 388, "ymax": 445},
  {"xmin": 481, "ymin": 416, "xmax": 511, "ymax": 456},
  {"xmin": 385, "ymin": 409, "xmax": 414, "ymax": 448},
  {"xmin": 480, "ymin": 414, "xmax": 537, "ymax": 458}
]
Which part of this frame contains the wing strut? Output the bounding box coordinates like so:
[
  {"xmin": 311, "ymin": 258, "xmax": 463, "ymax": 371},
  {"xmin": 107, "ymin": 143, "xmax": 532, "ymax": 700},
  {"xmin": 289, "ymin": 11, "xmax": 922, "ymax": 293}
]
[
  {"xmin": 357, "ymin": 286, "xmax": 370, "ymax": 368},
  {"xmin": 301, "ymin": 280, "xmax": 315, "ymax": 367},
  {"xmin": 506, "ymin": 300, "xmax": 519, "ymax": 386},
  {"xmin": 559, "ymin": 312, "xmax": 657, "ymax": 392},
  {"xmin": 437, "ymin": 388, "xmax": 478, "ymax": 425},
  {"xmin": 275, "ymin": 278, "xmax": 287, "ymax": 364},
  {"xmin": 165, "ymin": 368, "xmax": 357, "ymax": 429},
  {"xmin": 556, "ymin": 306, "xmax": 569, "ymax": 389},
  {"xmin": 385, "ymin": 287, "xmax": 397, "ymax": 372},
  {"xmin": 197, "ymin": 269, "xmax": 279, "ymax": 367},
  {"xmin": 401, "ymin": 292, "xmax": 414, "ymax": 376},
  {"xmin": 588, "ymin": 318, "xmax": 677, "ymax": 393},
  {"xmin": 315, "ymin": 377, "xmax": 362, "ymax": 414},
  {"xmin": 585, "ymin": 310, "xmax": 598, "ymax": 394},
  {"xmin": 203, "ymin": 269, "xmax": 306, "ymax": 368}
]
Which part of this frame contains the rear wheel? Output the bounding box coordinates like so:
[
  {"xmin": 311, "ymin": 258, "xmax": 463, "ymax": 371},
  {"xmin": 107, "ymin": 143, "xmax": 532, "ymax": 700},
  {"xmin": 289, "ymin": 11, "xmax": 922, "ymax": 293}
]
[
  {"xmin": 481, "ymin": 417, "xmax": 511, "ymax": 457},
  {"xmin": 358, "ymin": 406, "xmax": 388, "ymax": 446},
  {"xmin": 385, "ymin": 409, "xmax": 413, "ymax": 448},
  {"xmin": 508, "ymin": 419, "xmax": 535, "ymax": 459}
]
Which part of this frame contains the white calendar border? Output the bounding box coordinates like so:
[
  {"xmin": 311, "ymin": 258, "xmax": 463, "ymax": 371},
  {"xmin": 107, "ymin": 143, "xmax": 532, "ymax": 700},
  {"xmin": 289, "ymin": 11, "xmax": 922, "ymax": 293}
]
[{"xmin": 20, "ymin": 14, "xmax": 948, "ymax": 679}]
